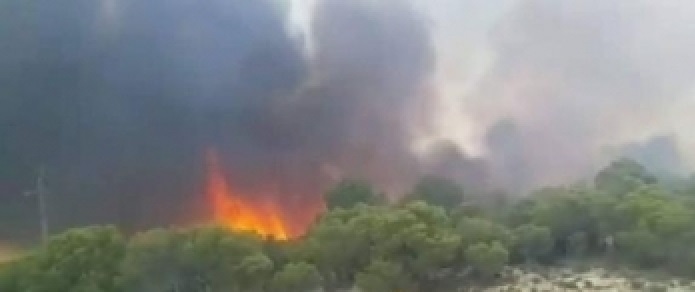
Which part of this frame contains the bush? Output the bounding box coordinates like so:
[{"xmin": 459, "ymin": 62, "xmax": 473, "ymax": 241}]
[
  {"xmin": 356, "ymin": 260, "xmax": 414, "ymax": 292},
  {"xmin": 269, "ymin": 262, "xmax": 322, "ymax": 292},
  {"xmin": 465, "ymin": 241, "xmax": 509, "ymax": 280}
]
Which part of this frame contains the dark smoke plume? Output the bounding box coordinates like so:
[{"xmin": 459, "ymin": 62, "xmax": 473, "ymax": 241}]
[
  {"xmin": 3, "ymin": 0, "xmax": 695, "ymax": 242},
  {"xmin": 0, "ymin": 0, "xmax": 438, "ymax": 241}
]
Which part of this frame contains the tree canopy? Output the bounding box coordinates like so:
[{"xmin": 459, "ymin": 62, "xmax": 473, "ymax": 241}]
[
  {"xmin": 4, "ymin": 159, "xmax": 695, "ymax": 290},
  {"xmin": 595, "ymin": 158, "xmax": 658, "ymax": 196},
  {"xmin": 407, "ymin": 176, "xmax": 465, "ymax": 209},
  {"xmin": 325, "ymin": 179, "xmax": 383, "ymax": 210}
]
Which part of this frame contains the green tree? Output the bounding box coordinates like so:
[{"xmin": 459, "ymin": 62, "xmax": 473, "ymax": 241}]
[
  {"xmin": 14, "ymin": 226, "xmax": 126, "ymax": 292},
  {"xmin": 664, "ymin": 231, "xmax": 695, "ymax": 275},
  {"xmin": 356, "ymin": 260, "xmax": 414, "ymax": 292},
  {"xmin": 456, "ymin": 217, "xmax": 514, "ymax": 249},
  {"xmin": 268, "ymin": 262, "xmax": 322, "ymax": 292},
  {"xmin": 614, "ymin": 187, "xmax": 694, "ymax": 236},
  {"xmin": 121, "ymin": 226, "xmax": 272, "ymax": 292},
  {"xmin": 404, "ymin": 201, "xmax": 450, "ymax": 227},
  {"xmin": 303, "ymin": 202, "xmax": 462, "ymax": 289},
  {"xmin": 529, "ymin": 189, "xmax": 587, "ymax": 234},
  {"xmin": 514, "ymin": 224, "xmax": 553, "ymax": 263},
  {"xmin": 615, "ymin": 228, "xmax": 663, "ymax": 268},
  {"xmin": 465, "ymin": 241, "xmax": 509, "ymax": 280},
  {"xmin": 325, "ymin": 180, "xmax": 382, "ymax": 209},
  {"xmin": 408, "ymin": 176, "xmax": 464, "ymax": 209},
  {"xmin": 376, "ymin": 203, "xmax": 460, "ymax": 285},
  {"xmin": 301, "ymin": 207, "xmax": 373, "ymax": 288},
  {"xmin": 595, "ymin": 158, "xmax": 657, "ymax": 196},
  {"xmin": 523, "ymin": 187, "xmax": 600, "ymax": 251}
]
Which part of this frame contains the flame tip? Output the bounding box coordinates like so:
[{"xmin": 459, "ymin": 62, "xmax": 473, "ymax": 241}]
[{"xmin": 205, "ymin": 149, "xmax": 297, "ymax": 240}]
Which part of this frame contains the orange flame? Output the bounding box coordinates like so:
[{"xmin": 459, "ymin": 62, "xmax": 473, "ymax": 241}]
[{"xmin": 205, "ymin": 150, "xmax": 291, "ymax": 240}]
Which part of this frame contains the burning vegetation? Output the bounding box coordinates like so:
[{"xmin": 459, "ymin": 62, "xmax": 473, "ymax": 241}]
[{"xmin": 205, "ymin": 150, "xmax": 322, "ymax": 240}]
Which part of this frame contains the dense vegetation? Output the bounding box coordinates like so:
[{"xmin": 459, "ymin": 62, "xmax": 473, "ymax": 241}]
[{"xmin": 3, "ymin": 158, "xmax": 695, "ymax": 291}]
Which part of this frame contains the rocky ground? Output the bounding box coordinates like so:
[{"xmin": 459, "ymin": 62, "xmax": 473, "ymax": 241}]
[{"xmin": 481, "ymin": 267, "xmax": 695, "ymax": 291}]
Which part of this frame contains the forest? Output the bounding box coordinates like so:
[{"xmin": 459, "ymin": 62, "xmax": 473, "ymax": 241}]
[{"xmin": 2, "ymin": 158, "xmax": 695, "ymax": 292}]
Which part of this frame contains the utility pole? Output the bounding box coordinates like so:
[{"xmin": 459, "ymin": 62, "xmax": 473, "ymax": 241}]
[{"xmin": 25, "ymin": 165, "xmax": 49, "ymax": 243}]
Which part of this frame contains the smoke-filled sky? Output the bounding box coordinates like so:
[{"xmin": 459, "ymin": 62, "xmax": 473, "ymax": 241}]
[
  {"xmin": 1, "ymin": 0, "xmax": 695, "ymax": 240},
  {"xmin": 420, "ymin": 0, "xmax": 695, "ymax": 188}
]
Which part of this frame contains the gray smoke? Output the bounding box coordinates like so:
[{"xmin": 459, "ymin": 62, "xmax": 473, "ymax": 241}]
[
  {"xmin": 459, "ymin": 0, "xmax": 695, "ymax": 189},
  {"xmin": 617, "ymin": 135, "xmax": 687, "ymax": 179}
]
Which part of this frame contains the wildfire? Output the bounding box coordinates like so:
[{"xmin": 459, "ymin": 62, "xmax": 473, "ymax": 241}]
[{"xmin": 205, "ymin": 150, "xmax": 322, "ymax": 240}]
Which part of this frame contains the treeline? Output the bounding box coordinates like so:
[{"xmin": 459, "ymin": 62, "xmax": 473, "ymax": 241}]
[{"xmin": 2, "ymin": 158, "xmax": 695, "ymax": 291}]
